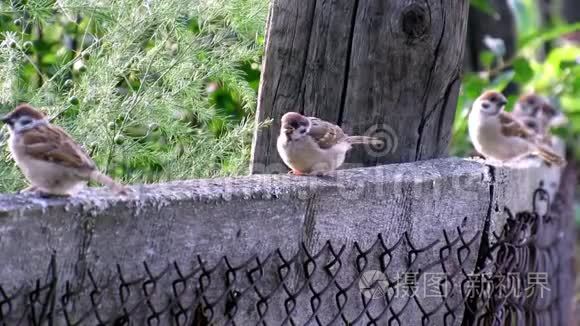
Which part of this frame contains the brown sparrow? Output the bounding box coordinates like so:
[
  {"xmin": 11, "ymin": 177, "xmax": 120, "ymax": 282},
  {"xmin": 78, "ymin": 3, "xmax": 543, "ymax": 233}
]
[
  {"xmin": 277, "ymin": 112, "xmax": 383, "ymax": 175},
  {"xmin": 513, "ymin": 93, "xmax": 568, "ymax": 133},
  {"xmin": 468, "ymin": 91, "xmax": 565, "ymax": 166},
  {"xmin": 1, "ymin": 104, "xmax": 129, "ymax": 196}
]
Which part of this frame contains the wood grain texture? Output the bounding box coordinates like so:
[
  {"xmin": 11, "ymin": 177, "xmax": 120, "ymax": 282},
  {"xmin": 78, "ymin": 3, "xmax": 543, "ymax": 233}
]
[
  {"xmin": 0, "ymin": 158, "xmax": 567, "ymax": 324},
  {"xmin": 251, "ymin": 0, "xmax": 469, "ymax": 173}
]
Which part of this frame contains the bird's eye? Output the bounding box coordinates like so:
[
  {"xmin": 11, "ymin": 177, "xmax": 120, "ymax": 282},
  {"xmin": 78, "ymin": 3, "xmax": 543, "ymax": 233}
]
[
  {"xmin": 300, "ymin": 129, "xmax": 306, "ymax": 134},
  {"xmin": 20, "ymin": 118, "xmax": 32, "ymax": 125},
  {"xmin": 527, "ymin": 99, "xmax": 535, "ymax": 105}
]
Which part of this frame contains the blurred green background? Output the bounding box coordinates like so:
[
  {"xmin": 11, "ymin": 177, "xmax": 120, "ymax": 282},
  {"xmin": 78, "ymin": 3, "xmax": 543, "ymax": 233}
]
[
  {"xmin": 454, "ymin": 0, "xmax": 580, "ymax": 159},
  {"xmin": 0, "ymin": 0, "xmax": 578, "ymax": 194}
]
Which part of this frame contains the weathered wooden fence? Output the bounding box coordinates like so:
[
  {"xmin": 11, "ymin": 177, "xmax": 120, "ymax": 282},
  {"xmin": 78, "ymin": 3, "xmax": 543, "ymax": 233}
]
[{"xmin": 0, "ymin": 157, "xmax": 575, "ymax": 325}]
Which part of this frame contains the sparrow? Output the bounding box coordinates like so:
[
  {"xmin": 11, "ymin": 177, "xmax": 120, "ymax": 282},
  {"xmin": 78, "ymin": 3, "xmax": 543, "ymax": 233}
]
[
  {"xmin": 468, "ymin": 91, "xmax": 565, "ymax": 166},
  {"xmin": 277, "ymin": 112, "xmax": 383, "ymax": 175},
  {"xmin": 513, "ymin": 94, "xmax": 568, "ymax": 145},
  {"xmin": 1, "ymin": 104, "xmax": 129, "ymax": 196}
]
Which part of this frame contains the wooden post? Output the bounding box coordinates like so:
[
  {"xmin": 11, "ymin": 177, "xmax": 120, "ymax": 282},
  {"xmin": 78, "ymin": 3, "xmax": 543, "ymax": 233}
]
[{"xmin": 251, "ymin": 0, "xmax": 469, "ymax": 174}]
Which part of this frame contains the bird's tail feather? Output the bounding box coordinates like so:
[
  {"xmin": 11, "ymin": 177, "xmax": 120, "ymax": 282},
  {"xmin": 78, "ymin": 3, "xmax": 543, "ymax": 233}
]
[
  {"xmin": 534, "ymin": 145, "xmax": 566, "ymax": 166},
  {"xmin": 89, "ymin": 170, "xmax": 129, "ymax": 194},
  {"xmin": 346, "ymin": 136, "xmax": 383, "ymax": 145}
]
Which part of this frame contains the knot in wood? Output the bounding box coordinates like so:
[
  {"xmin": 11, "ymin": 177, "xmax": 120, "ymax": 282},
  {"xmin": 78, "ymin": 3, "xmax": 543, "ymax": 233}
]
[{"xmin": 401, "ymin": 4, "xmax": 429, "ymax": 40}]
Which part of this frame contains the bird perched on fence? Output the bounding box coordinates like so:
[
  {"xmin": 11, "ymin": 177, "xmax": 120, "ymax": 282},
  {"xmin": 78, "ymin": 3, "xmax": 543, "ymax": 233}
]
[
  {"xmin": 468, "ymin": 91, "xmax": 565, "ymax": 166},
  {"xmin": 1, "ymin": 104, "xmax": 129, "ymax": 196},
  {"xmin": 277, "ymin": 112, "xmax": 383, "ymax": 176},
  {"xmin": 513, "ymin": 93, "xmax": 568, "ymax": 144}
]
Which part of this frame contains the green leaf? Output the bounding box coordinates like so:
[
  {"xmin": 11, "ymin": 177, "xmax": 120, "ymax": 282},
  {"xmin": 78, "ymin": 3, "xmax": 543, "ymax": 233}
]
[
  {"xmin": 505, "ymin": 95, "xmax": 519, "ymax": 112},
  {"xmin": 570, "ymin": 68, "xmax": 580, "ymax": 94},
  {"xmin": 559, "ymin": 60, "xmax": 577, "ymax": 71},
  {"xmin": 463, "ymin": 74, "xmax": 488, "ymax": 98},
  {"xmin": 479, "ymin": 51, "xmax": 494, "ymax": 70},
  {"xmin": 41, "ymin": 53, "xmax": 57, "ymax": 65},
  {"xmin": 519, "ymin": 22, "xmax": 580, "ymax": 49},
  {"xmin": 561, "ymin": 96, "xmax": 580, "ymax": 115},
  {"xmin": 470, "ymin": 0, "xmax": 495, "ymax": 15},
  {"xmin": 512, "ymin": 57, "xmax": 534, "ymax": 83},
  {"xmin": 44, "ymin": 24, "xmax": 64, "ymax": 42},
  {"xmin": 511, "ymin": 0, "xmax": 541, "ymax": 41},
  {"xmin": 489, "ymin": 70, "xmax": 515, "ymax": 91},
  {"xmin": 546, "ymin": 47, "xmax": 580, "ymax": 72}
]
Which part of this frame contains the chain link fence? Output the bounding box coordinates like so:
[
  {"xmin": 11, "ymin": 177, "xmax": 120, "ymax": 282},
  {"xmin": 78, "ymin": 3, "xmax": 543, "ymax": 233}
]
[{"xmin": 0, "ymin": 184, "xmax": 574, "ymax": 325}]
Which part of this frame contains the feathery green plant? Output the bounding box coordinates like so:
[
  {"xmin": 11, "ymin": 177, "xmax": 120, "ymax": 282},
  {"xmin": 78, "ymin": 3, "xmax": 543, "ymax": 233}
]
[{"xmin": 0, "ymin": 0, "xmax": 269, "ymax": 192}]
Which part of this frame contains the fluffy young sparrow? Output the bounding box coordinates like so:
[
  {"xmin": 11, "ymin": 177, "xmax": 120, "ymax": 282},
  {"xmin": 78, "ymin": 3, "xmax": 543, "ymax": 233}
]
[
  {"xmin": 513, "ymin": 93, "xmax": 568, "ymax": 142},
  {"xmin": 468, "ymin": 91, "xmax": 565, "ymax": 166},
  {"xmin": 1, "ymin": 104, "xmax": 129, "ymax": 196},
  {"xmin": 277, "ymin": 112, "xmax": 383, "ymax": 175}
]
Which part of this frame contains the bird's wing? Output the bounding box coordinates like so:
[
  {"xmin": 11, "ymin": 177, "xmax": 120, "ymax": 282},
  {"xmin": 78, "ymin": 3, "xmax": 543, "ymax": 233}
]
[
  {"xmin": 306, "ymin": 117, "xmax": 347, "ymax": 149},
  {"xmin": 519, "ymin": 117, "xmax": 543, "ymax": 135},
  {"xmin": 21, "ymin": 124, "xmax": 96, "ymax": 170},
  {"xmin": 498, "ymin": 111, "xmax": 536, "ymax": 140}
]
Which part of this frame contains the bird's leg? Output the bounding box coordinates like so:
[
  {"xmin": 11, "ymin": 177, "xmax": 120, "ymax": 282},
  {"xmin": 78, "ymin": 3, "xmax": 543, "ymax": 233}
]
[{"xmin": 288, "ymin": 170, "xmax": 304, "ymax": 176}]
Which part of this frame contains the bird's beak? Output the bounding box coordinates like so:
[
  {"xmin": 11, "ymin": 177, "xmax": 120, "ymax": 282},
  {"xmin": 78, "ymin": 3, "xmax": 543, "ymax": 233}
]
[
  {"xmin": 283, "ymin": 127, "xmax": 294, "ymax": 135},
  {"xmin": 0, "ymin": 115, "xmax": 10, "ymax": 124},
  {"xmin": 498, "ymin": 99, "xmax": 507, "ymax": 107}
]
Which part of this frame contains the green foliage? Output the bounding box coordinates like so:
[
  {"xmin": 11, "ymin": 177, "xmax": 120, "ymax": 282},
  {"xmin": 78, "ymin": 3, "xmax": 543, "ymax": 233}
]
[
  {"xmin": 0, "ymin": 0, "xmax": 268, "ymax": 192},
  {"xmin": 452, "ymin": 2, "xmax": 580, "ymax": 158},
  {"xmin": 469, "ymin": 0, "xmax": 495, "ymax": 15},
  {"xmin": 509, "ymin": 0, "xmax": 540, "ymax": 40}
]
